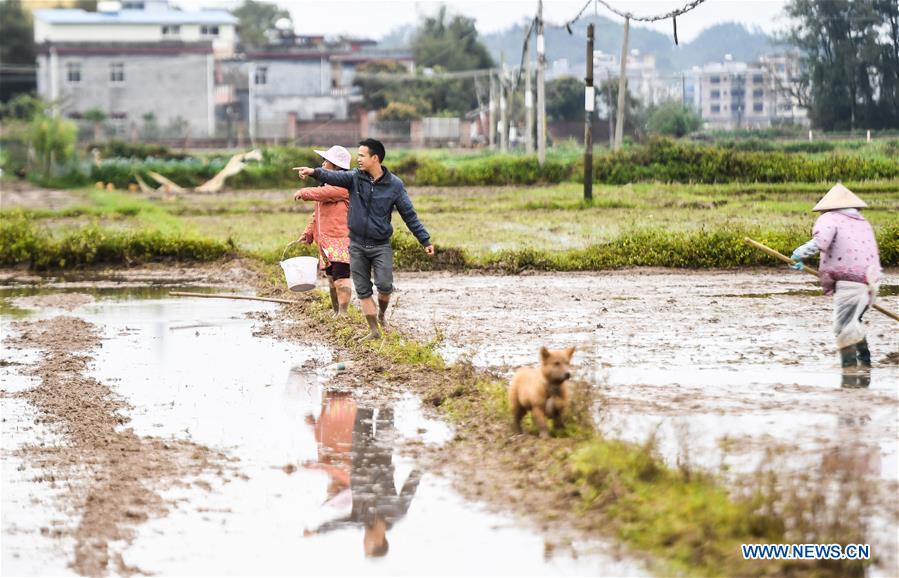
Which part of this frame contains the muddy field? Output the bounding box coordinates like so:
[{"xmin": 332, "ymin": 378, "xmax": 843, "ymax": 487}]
[
  {"xmin": 1, "ymin": 266, "xmax": 642, "ymax": 576},
  {"xmin": 389, "ymin": 269, "xmax": 899, "ymax": 474},
  {"xmin": 3, "ymin": 263, "xmax": 898, "ymax": 576}
]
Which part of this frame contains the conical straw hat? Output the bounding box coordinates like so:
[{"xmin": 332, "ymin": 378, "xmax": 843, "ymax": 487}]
[{"xmin": 812, "ymin": 183, "xmax": 868, "ymax": 212}]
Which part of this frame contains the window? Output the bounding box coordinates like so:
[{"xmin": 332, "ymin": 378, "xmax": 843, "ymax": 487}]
[
  {"xmin": 66, "ymin": 62, "xmax": 81, "ymax": 83},
  {"xmin": 254, "ymin": 66, "xmax": 268, "ymax": 85},
  {"xmin": 711, "ymin": 90, "xmax": 720, "ymax": 99},
  {"xmin": 123, "ymin": 1, "xmax": 145, "ymax": 8},
  {"xmin": 711, "ymin": 105, "xmax": 721, "ymax": 113},
  {"xmin": 162, "ymin": 25, "xmax": 181, "ymax": 36},
  {"xmin": 753, "ymin": 74, "xmax": 764, "ymax": 84},
  {"xmin": 753, "ymin": 103, "xmax": 764, "ymax": 113},
  {"xmin": 200, "ymin": 25, "xmax": 219, "ymax": 36},
  {"xmin": 110, "ymin": 63, "xmax": 125, "ymax": 83},
  {"xmin": 710, "ymin": 75, "xmax": 720, "ymax": 84},
  {"xmin": 753, "ymin": 89, "xmax": 764, "ymax": 98}
]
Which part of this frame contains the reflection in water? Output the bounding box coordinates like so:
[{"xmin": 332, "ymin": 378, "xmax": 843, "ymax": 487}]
[
  {"xmin": 841, "ymin": 368, "xmax": 872, "ymax": 389},
  {"xmin": 304, "ymin": 394, "xmax": 421, "ymax": 558}
]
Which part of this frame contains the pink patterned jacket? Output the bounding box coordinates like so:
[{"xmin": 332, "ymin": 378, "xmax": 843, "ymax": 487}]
[{"xmin": 812, "ymin": 210, "xmax": 881, "ymax": 295}]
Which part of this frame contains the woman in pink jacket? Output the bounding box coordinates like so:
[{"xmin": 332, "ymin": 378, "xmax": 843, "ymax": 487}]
[
  {"xmin": 294, "ymin": 146, "xmax": 352, "ymax": 315},
  {"xmin": 791, "ymin": 183, "xmax": 882, "ymax": 379}
]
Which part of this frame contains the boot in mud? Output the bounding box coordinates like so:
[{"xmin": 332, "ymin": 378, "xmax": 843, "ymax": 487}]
[
  {"xmin": 856, "ymin": 339, "xmax": 872, "ymax": 368},
  {"xmin": 328, "ymin": 285, "xmax": 339, "ymax": 314},
  {"xmin": 377, "ymin": 294, "xmax": 390, "ymax": 330},
  {"xmin": 840, "ymin": 346, "xmax": 858, "ymax": 368},
  {"xmin": 357, "ymin": 314, "xmax": 382, "ymax": 342}
]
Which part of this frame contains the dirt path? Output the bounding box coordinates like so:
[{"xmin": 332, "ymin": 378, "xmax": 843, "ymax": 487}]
[{"xmin": 2, "ymin": 290, "xmax": 237, "ymax": 576}]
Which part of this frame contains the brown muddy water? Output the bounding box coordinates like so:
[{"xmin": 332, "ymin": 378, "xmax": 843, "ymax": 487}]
[
  {"xmin": 1, "ymin": 283, "xmax": 642, "ymax": 576},
  {"xmin": 389, "ymin": 269, "xmax": 899, "ymax": 574}
]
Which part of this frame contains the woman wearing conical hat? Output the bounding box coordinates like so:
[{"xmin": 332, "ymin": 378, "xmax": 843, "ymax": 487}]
[{"xmin": 790, "ymin": 183, "xmax": 882, "ymax": 374}]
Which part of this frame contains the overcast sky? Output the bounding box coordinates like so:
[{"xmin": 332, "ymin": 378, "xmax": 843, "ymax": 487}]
[{"xmin": 173, "ymin": 0, "xmax": 791, "ymax": 43}]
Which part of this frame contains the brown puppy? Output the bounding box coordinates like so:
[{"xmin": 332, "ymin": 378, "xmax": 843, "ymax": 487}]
[{"xmin": 509, "ymin": 346, "xmax": 575, "ymax": 438}]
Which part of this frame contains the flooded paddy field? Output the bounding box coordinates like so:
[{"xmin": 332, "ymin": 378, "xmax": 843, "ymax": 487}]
[
  {"xmin": 389, "ymin": 268, "xmax": 899, "ymax": 573},
  {"xmin": 1, "ymin": 272, "xmax": 641, "ymax": 577}
]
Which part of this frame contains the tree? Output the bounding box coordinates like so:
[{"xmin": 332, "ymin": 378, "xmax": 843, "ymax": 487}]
[
  {"xmin": 354, "ymin": 8, "xmax": 495, "ymax": 118},
  {"xmin": 597, "ymin": 79, "xmax": 645, "ymax": 137},
  {"xmin": 353, "ymin": 60, "xmax": 411, "ymax": 111},
  {"xmin": 30, "ymin": 113, "xmax": 77, "ymax": 176},
  {"xmin": 0, "ymin": 0, "xmax": 36, "ymax": 102},
  {"xmin": 233, "ymin": 0, "xmax": 292, "ymax": 49},
  {"xmin": 546, "ymin": 77, "xmax": 586, "ymax": 121},
  {"xmin": 784, "ymin": 0, "xmax": 899, "ymax": 130},
  {"xmin": 379, "ymin": 102, "xmax": 422, "ymax": 121},
  {"xmin": 646, "ymin": 102, "xmax": 701, "ymax": 137},
  {"xmin": 84, "ymin": 108, "xmax": 108, "ymax": 141},
  {"xmin": 412, "ymin": 6, "xmax": 494, "ymax": 71}
]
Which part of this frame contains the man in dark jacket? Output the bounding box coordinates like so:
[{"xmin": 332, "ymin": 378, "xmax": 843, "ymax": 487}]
[{"xmin": 295, "ymin": 138, "xmax": 434, "ymax": 340}]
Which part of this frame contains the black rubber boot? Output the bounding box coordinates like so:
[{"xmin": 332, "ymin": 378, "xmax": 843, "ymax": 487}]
[
  {"xmin": 839, "ymin": 346, "xmax": 858, "ymax": 368},
  {"xmin": 377, "ymin": 295, "xmax": 390, "ymax": 329},
  {"xmin": 856, "ymin": 339, "xmax": 871, "ymax": 368},
  {"xmin": 329, "ymin": 286, "xmax": 339, "ymax": 313}
]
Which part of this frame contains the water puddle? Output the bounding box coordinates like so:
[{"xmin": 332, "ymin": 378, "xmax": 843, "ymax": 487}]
[
  {"xmin": 2, "ymin": 286, "xmax": 643, "ymax": 576},
  {"xmin": 724, "ymin": 284, "xmax": 899, "ymax": 299}
]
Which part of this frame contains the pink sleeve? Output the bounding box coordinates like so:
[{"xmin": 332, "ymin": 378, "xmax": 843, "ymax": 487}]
[{"xmin": 812, "ymin": 213, "xmax": 837, "ymax": 252}]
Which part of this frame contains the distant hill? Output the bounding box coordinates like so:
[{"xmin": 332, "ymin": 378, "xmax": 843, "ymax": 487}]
[
  {"xmin": 483, "ymin": 19, "xmax": 777, "ymax": 74},
  {"xmin": 379, "ymin": 19, "xmax": 778, "ymax": 74}
]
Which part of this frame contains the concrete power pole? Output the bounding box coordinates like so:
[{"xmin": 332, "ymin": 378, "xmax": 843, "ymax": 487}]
[
  {"xmin": 584, "ymin": 23, "xmax": 594, "ymax": 201},
  {"xmin": 525, "ymin": 37, "xmax": 535, "ymax": 154},
  {"xmin": 489, "ymin": 71, "xmax": 497, "ymax": 149},
  {"xmin": 606, "ymin": 69, "xmax": 613, "ymax": 147},
  {"xmin": 536, "ymin": 0, "xmax": 547, "ymax": 166},
  {"xmin": 500, "ymin": 53, "xmax": 508, "ymax": 152},
  {"xmin": 614, "ymin": 17, "xmax": 630, "ymax": 150}
]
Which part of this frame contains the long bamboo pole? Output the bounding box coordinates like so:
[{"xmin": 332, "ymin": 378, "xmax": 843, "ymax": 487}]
[
  {"xmin": 745, "ymin": 237, "xmax": 899, "ymax": 323},
  {"xmin": 169, "ymin": 291, "xmax": 298, "ymax": 305}
]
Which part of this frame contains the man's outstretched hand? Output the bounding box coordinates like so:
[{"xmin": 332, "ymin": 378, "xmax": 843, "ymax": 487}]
[
  {"xmin": 292, "ymin": 167, "xmax": 315, "ymax": 180},
  {"xmin": 425, "ymin": 244, "xmax": 435, "ymax": 256}
]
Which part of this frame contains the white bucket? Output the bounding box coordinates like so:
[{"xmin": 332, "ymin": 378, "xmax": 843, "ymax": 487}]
[{"xmin": 280, "ymin": 255, "xmax": 319, "ymax": 292}]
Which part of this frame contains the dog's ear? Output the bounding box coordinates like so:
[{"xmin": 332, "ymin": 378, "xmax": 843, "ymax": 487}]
[
  {"xmin": 565, "ymin": 346, "xmax": 576, "ymax": 361},
  {"xmin": 540, "ymin": 346, "xmax": 550, "ymax": 362}
]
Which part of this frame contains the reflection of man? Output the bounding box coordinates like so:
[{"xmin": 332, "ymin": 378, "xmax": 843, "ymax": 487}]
[{"xmin": 304, "ymin": 405, "xmax": 422, "ymax": 558}]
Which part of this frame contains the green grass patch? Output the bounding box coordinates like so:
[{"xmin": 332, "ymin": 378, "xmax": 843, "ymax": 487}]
[{"xmin": 0, "ymin": 211, "xmax": 232, "ymax": 269}]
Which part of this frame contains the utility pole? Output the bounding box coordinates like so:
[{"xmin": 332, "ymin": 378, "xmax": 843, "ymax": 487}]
[
  {"xmin": 614, "ymin": 17, "xmax": 630, "ymax": 150},
  {"xmin": 500, "ymin": 53, "xmax": 508, "ymax": 152},
  {"xmin": 525, "ymin": 35, "xmax": 534, "ymax": 154},
  {"xmin": 584, "ymin": 23, "xmax": 594, "ymax": 201},
  {"xmin": 489, "ymin": 70, "xmax": 497, "ymax": 149},
  {"xmin": 606, "ymin": 69, "xmax": 613, "ymax": 147},
  {"xmin": 536, "ymin": 0, "xmax": 547, "ymax": 166}
]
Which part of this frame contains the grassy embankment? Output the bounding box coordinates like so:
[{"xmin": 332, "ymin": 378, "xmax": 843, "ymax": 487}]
[{"xmin": 3, "ymin": 180, "xmax": 897, "ymax": 270}]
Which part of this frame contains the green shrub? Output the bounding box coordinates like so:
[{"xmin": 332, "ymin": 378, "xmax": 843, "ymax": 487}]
[
  {"xmin": 88, "ymin": 140, "xmax": 190, "ymax": 160},
  {"xmin": 0, "ymin": 214, "xmax": 232, "ymax": 270}
]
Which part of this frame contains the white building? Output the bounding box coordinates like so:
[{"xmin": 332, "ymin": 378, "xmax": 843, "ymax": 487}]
[
  {"xmin": 697, "ymin": 54, "xmax": 808, "ymax": 129},
  {"xmin": 33, "ymin": 0, "xmax": 237, "ymax": 138}
]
